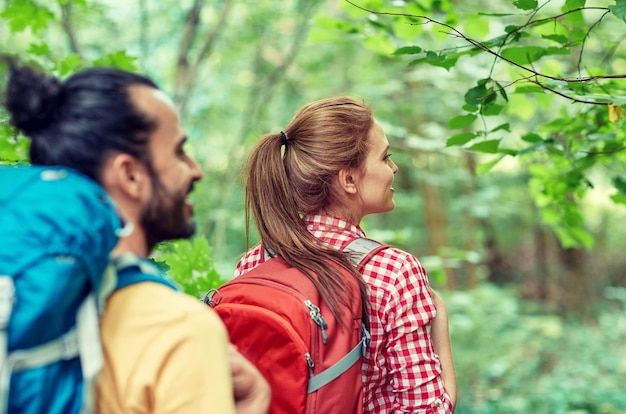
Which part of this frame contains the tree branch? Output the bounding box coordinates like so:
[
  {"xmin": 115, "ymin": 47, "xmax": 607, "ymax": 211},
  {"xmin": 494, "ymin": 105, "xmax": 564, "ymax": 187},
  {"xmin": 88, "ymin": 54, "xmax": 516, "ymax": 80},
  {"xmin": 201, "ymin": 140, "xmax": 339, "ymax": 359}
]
[
  {"xmin": 344, "ymin": 1, "xmax": 625, "ymax": 105},
  {"xmin": 174, "ymin": 0, "xmax": 233, "ymax": 115},
  {"xmin": 60, "ymin": 1, "xmax": 83, "ymax": 58},
  {"xmin": 174, "ymin": 0, "xmax": 205, "ymax": 106}
]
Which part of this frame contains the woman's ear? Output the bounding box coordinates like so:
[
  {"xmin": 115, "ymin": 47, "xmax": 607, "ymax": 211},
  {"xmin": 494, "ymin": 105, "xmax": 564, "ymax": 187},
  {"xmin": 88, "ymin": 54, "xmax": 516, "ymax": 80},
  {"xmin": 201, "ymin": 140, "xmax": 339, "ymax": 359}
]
[{"xmin": 337, "ymin": 167, "xmax": 358, "ymax": 195}]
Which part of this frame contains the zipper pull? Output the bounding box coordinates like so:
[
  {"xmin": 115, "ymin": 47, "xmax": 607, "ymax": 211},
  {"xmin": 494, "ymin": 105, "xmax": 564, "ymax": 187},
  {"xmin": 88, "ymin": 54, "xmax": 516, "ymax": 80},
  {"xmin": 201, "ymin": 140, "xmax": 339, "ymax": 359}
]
[
  {"xmin": 304, "ymin": 299, "xmax": 328, "ymax": 344},
  {"xmin": 305, "ymin": 353, "xmax": 314, "ymax": 377}
]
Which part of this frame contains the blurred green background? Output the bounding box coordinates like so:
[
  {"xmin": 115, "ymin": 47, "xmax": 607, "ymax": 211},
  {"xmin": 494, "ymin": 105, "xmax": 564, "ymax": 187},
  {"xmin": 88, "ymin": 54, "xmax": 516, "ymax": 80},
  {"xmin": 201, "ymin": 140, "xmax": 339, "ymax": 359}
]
[{"xmin": 2, "ymin": 0, "xmax": 626, "ymax": 412}]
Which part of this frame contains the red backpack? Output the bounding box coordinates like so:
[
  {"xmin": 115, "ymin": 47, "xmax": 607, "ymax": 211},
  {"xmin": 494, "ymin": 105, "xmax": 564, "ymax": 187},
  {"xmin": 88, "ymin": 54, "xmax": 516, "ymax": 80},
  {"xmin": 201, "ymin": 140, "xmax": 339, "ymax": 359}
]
[{"xmin": 205, "ymin": 238, "xmax": 386, "ymax": 414}]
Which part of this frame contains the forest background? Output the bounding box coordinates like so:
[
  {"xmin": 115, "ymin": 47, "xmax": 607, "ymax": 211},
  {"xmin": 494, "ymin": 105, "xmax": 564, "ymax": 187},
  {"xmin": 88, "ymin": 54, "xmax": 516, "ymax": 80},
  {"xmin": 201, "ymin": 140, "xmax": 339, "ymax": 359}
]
[{"xmin": 1, "ymin": 0, "xmax": 626, "ymax": 412}]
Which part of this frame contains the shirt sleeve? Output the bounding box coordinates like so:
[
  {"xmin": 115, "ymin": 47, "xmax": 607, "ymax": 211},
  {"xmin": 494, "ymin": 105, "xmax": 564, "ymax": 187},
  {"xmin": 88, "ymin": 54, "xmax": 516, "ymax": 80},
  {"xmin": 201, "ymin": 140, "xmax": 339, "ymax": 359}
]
[
  {"xmin": 153, "ymin": 306, "xmax": 237, "ymax": 414},
  {"xmin": 382, "ymin": 251, "xmax": 443, "ymax": 411}
]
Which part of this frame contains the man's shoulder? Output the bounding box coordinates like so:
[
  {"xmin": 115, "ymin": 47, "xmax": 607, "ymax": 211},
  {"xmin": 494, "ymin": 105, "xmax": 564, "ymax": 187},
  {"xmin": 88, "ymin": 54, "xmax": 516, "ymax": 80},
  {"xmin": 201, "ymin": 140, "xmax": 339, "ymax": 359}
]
[
  {"xmin": 113, "ymin": 254, "xmax": 180, "ymax": 291},
  {"xmin": 105, "ymin": 282, "xmax": 226, "ymax": 335}
]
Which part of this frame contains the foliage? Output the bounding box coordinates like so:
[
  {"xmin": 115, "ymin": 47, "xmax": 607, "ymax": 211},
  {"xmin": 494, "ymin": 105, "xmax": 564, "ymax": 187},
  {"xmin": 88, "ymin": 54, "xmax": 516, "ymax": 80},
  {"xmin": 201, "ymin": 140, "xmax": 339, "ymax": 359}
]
[
  {"xmin": 330, "ymin": 0, "xmax": 626, "ymax": 249},
  {"xmin": 154, "ymin": 237, "xmax": 229, "ymax": 299},
  {"xmin": 1, "ymin": 0, "xmax": 626, "ymax": 407},
  {"xmin": 0, "ymin": 0, "xmax": 139, "ymax": 165},
  {"xmin": 0, "ymin": 0, "xmax": 626, "ymax": 303},
  {"xmin": 447, "ymin": 285, "xmax": 626, "ymax": 413}
]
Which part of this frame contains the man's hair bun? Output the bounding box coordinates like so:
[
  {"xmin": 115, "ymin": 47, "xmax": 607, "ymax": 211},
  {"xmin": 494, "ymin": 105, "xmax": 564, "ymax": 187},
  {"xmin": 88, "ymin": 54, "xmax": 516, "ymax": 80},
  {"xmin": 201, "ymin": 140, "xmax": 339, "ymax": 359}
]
[{"xmin": 7, "ymin": 66, "xmax": 64, "ymax": 135}]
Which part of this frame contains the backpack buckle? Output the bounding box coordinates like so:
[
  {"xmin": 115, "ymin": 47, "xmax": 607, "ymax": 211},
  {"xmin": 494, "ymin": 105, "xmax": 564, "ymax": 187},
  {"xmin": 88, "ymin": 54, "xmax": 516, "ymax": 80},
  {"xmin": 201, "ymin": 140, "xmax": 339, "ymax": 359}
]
[{"xmin": 203, "ymin": 289, "xmax": 221, "ymax": 307}]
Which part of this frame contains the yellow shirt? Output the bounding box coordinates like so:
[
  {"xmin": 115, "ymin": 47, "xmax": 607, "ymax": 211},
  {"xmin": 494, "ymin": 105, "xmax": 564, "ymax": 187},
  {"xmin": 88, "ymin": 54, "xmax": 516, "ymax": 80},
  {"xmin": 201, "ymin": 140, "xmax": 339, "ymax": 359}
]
[{"xmin": 97, "ymin": 282, "xmax": 235, "ymax": 414}]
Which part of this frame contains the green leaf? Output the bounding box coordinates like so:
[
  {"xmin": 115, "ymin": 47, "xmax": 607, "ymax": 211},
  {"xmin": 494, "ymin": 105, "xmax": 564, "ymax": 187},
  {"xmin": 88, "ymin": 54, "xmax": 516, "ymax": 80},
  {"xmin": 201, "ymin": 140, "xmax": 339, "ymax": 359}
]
[
  {"xmin": 609, "ymin": 0, "xmax": 626, "ymax": 22},
  {"xmin": 419, "ymin": 50, "xmax": 459, "ymax": 70},
  {"xmin": 587, "ymin": 133, "xmax": 616, "ymax": 141},
  {"xmin": 58, "ymin": 54, "xmax": 83, "ymax": 77},
  {"xmin": 495, "ymin": 81, "xmax": 509, "ymax": 102},
  {"xmin": 93, "ymin": 51, "xmax": 138, "ymax": 72},
  {"xmin": 155, "ymin": 237, "xmax": 228, "ymax": 298},
  {"xmin": 544, "ymin": 79, "xmax": 569, "ymax": 88},
  {"xmin": 498, "ymin": 147, "xmax": 518, "ymax": 156},
  {"xmin": 564, "ymin": 0, "xmax": 586, "ymax": 10},
  {"xmin": 522, "ymin": 133, "xmax": 543, "ymax": 143},
  {"xmin": 482, "ymin": 103, "xmax": 504, "ymax": 116},
  {"xmin": 446, "ymin": 132, "xmax": 477, "ymax": 146},
  {"xmin": 513, "ymin": 84, "xmax": 545, "ymax": 94},
  {"xmin": 612, "ymin": 176, "xmax": 626, "ymax": 194},
  {"xmin": 611, "ymin": 96, "xmax": 626, "ymax": 105},
  {"xmin": 0, "ymin": 0, "xmax": 55, "ymax": 33},
  {"xmin": 610, "ymin": 193, "xmax": 626, "ymax": 205},
  {"xmin": 501, "ymin": 46, "xmax": 547, "ymax": 65},
  {"xmin": 570, "ymin": 227, "xmax": 595, "ymax": 249},
  {"xmin": 542, "ymin": 34, "xmax": 569, "ymax": 45},
  {"xmin": 476, "ymin": 155, "xmax": 505, "ymax": 175},
  {"xmin": 513, "ymin": 0, "xmax": 538, "ymax": 10},
  {"xmin": 448, "ymin": 114, "xmax": 477, "ymax": 129},
  {"xmin": 603, "ymin": 141, "xmax": 624, "ymax": 152},
  {"xmin": 464, "ymin": 84, "xmax": 488, "ymax": 106},
  {"xmin": 367, "ymin": 18, "xmax": 392, "ymax": 34},
  {"xmin": 27, "ymin": 42, "xmax": 51, "ymax": 57},
  {"xmin": 468, "ymin": 139, "xmax": 500, "ymax": 153},
  {"xmin": 566, "ymin": 9, "xmax": 585, "ymax": 26},
  {"xmin": 393, "ymin": 46, "xmax": 423, "ymax": 55},
  {"xmin": 0, "ymin": 128, "xmax": 29, "ymax": 163},
  {"xmin": 491, "ymin": 123, "xmax": 510, "ymax": 133}
]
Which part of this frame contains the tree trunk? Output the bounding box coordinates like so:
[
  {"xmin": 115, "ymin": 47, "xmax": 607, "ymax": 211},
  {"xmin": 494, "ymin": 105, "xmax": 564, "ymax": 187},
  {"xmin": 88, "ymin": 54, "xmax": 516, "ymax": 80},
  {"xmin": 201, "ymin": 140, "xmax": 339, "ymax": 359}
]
[
  {"xmin": 556, "ymin": 246, "xmax": 588, "ymax": 316},
  {"xmin": 173, "ymin": 0, "xmax": 233, "ymax": 115},
  {"xmin": 463, "ymin": 153, "xmax": 478, "ymax": 289},
  {"xmin": 418, "ymin": 161, "xmax": 456, "ymax": 289}
]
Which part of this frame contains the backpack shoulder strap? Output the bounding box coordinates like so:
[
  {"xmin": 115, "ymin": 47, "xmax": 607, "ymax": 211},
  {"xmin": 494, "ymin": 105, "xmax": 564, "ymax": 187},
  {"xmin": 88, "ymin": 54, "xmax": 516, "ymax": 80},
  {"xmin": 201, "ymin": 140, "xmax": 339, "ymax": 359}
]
[
  {"xmin": 0, "ymin": 281, "xmax": 99, "ymax": 414},
  {"xmin": 304, "ymin": 238, "xmax": 387, "ymax": 394},
  {"xmin": 111, "ymin": 254, "xmax": 180, "ymax": 292},
  {"xmin": 307, "ymin": 326, "xmax": 371, "ymax": 394},
  {"xmin": 0, "ymin": 276, "xmax": 15, "ymax": 413},
  {"xmin": 343, "ymin": 237, "xmax": 390, "ymax": 272},
  {"xmin": 96, "ymin": 254, "xmax": 180, "ymax": 316},
  {"xmin": 263, "ymin": 237, "xmax": 389, "ymax": 269}
]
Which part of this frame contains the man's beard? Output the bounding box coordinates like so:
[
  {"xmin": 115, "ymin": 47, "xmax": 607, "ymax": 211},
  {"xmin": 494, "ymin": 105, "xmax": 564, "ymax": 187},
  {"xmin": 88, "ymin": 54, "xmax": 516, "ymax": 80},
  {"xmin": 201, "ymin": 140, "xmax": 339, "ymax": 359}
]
[{"xmin": 140, "ymin": 178, "xmax": 196, "ymax": 251}]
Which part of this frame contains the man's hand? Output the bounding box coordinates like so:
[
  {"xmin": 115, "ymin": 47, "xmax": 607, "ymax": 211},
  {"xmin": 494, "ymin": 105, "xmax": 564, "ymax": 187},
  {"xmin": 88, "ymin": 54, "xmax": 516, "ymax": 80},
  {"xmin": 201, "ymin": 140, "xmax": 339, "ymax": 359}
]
[{"xmin": 229, "ymin": 344, "xmax": 271, "ymax": 414}]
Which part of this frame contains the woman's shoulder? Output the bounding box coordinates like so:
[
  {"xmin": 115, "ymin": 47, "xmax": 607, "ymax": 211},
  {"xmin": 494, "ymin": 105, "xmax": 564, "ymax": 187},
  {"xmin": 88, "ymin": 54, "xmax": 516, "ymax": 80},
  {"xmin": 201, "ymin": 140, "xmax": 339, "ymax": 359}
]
[
  {"xmin": 366, "ymin": 241, "xmax": 423, "ymax": 268},
  {"xmin": 360, "ymin": 242, "xmax": 428, "ymax": 290},
  {"xmin": 235, "ymin": 244, "xmax": 264, "ymax": 277}
]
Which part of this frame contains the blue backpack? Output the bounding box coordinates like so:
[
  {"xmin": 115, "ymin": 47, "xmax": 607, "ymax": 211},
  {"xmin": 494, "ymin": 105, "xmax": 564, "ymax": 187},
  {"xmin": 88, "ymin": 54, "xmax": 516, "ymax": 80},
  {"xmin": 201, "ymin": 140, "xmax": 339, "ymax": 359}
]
[{"xmin": 0, "ymin": 165, "xmax": 177, "ymax": 414}]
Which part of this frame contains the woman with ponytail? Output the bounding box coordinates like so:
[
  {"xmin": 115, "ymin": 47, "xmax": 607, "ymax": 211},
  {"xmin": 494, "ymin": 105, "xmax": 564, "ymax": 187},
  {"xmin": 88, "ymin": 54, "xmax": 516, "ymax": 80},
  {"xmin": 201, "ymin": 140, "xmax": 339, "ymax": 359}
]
[{"xmin": 237, "ymin": 96, "xmax": 456, "ymax": 413}]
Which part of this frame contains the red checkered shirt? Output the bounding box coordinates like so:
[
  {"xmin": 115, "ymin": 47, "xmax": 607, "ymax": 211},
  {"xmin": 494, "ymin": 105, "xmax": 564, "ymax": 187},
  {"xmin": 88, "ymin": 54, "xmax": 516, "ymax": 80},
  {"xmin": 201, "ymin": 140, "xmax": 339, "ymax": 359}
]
[{"xmin": 235, "ymin": 215, "xmax": 453, "ymax": 413}]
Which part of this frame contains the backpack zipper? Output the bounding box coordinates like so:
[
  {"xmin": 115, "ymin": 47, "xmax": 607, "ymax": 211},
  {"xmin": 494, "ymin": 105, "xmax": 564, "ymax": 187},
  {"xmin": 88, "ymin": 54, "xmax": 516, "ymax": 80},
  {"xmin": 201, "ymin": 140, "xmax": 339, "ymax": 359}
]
[
  {"xmin": 305, "ymin": 353, "xmax": 314, "ymax": 378},
  {"xmin": 304, "ymin": 300, "xmax": 328, "ymax": 344},
  {"xmin": 220, "ymin": 278, "xmax": 327, "ymax": 377}
]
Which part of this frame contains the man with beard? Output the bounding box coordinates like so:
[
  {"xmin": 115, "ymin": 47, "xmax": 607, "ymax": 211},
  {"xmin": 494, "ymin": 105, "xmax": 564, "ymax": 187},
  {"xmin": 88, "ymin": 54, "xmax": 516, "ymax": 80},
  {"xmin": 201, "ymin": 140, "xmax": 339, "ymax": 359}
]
[{"xmin": 4, "ymin": 65, "xmax": 270, "ymax": 413}]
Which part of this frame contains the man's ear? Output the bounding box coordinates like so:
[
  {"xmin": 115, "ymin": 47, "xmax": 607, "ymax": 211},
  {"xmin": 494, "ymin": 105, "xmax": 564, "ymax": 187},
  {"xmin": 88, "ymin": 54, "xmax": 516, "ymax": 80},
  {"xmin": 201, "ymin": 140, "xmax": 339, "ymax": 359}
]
[
  {"xmin": 337, "ymin": 167, "xmax": 358, "ymax": 195},
  {"xmin": 103, "ymin": 153, "xmax": 150, "ymax": 200}
]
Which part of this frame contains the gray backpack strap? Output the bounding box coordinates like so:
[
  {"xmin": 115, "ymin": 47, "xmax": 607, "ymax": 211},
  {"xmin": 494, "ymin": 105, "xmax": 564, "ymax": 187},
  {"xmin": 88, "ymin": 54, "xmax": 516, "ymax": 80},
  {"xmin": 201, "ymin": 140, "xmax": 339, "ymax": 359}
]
[
  {"xmin": 305, "ymin": 238, "xmax": 386, "ymax": 393},
  {"xmin": 76, "ymin": 294, "xmax": 102, "ymax": 414},
  {"xmin": 0, "ymin": 276, "xmax": 16, "ymax": 414},
  {"xmin": 0, "ymin": 284, "xmax": 100, "ymax": 414},
  {"xmin": 262, "ymin": 246, "xmax": 277, "ymax": 262},
  {"xmin": 343, "ymin": 237, "xmax": 388, "ymax": 271},
  {"xmin": 307, "ymin": 326, "xmax": 368, "ymax": 393},
  {"xmin": 0, "ymin": 260, "xmax": 124, "ymax": 414}
]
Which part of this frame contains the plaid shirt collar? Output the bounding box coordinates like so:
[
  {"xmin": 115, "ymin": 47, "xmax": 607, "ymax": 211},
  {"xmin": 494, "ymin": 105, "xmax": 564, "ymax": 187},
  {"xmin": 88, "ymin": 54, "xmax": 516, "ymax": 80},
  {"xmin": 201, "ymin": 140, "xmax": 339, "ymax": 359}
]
[{"xmin": 305, "ymin": 214, "xmax": 366, "ymax": 240}]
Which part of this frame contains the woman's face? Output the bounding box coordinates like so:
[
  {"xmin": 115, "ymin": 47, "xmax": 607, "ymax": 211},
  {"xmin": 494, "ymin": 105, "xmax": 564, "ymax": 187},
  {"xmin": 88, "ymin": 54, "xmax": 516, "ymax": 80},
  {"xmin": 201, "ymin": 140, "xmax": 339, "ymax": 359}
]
[{"xmin": 355, "ymin": 120, "xmax": 398, "ymax": 219}]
